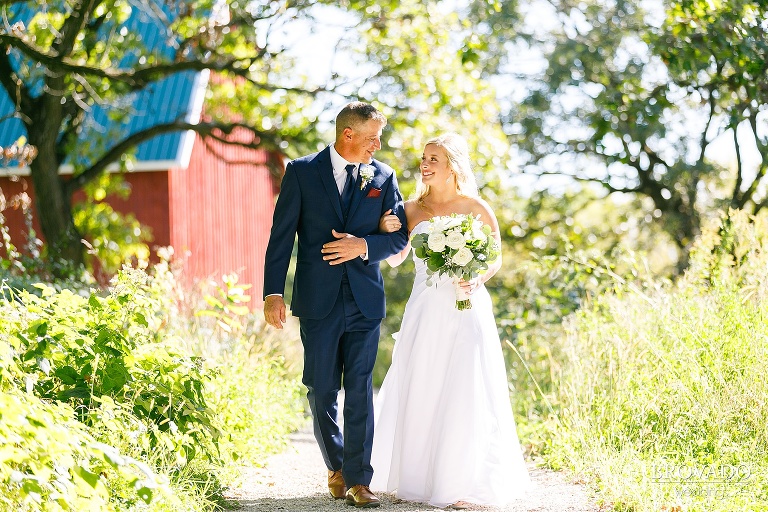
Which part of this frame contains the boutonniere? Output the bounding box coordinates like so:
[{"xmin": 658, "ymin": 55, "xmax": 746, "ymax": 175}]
[{"xmin": 359, "ymin": 164, "xmax": 375, "ymax": 190}]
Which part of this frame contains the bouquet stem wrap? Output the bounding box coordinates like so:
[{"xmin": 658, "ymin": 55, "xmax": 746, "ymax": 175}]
[{"xmin": 453, "ymin": 276, "xmax": 472, "ymax": 310}]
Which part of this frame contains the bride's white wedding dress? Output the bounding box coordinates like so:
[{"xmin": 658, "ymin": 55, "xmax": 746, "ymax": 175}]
[{"xmin": 370, "ymin": 221, "xmax": 530, "ymax": 508}]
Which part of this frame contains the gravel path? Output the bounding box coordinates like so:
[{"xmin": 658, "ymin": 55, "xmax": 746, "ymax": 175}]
[{"xmin": 225, "ymin": 424, "xmax": 603, "ymax": 512}]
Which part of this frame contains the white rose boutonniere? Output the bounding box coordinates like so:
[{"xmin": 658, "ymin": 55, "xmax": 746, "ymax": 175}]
[{"xmin": 359, "ymin": 164, "xmax": 375, "ymax": 190}]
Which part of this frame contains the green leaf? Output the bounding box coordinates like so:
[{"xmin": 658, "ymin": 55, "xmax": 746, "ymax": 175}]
[
  {"xmin": 74, "ymin": 466, "xmax": 100, "ymax": 488},
  {"xmin": 33, "ymin": 321, "xmax": 48, "ymax": 337},
  {"xmin": 59, "ymin": 386, "xmax": 92, "ymax": 400},
  {"xmin": 32, "ymin": 283, "xmax": 54, "ymax": 297},
  {"xmin": 22, "ymin": 479, "xmax": 43, "ymax": 495},
  {"xmin": 134, "ymin": 312, "xmax": 148, "ymax": 327},
  {"xmin": 102, "ymin": 360, "xmax": 129, "ymax": 393},
  {"xmin": 427, "ymin": 253, "xmax": 445, "ymax": 271},
  {"xmin": 54, "ymin": 365, "xmax": 81, "ymax": 385},
  {"xmin": 137, "ymin": 487, "xmax": 153, "ymax": 504},
  {"xmin": 88, "ymin": 294, "xmax": 102, "ymax": 310}
]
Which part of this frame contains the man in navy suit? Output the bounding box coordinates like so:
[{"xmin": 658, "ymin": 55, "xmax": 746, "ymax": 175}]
[{"xmin": 263, "ymin": 102, "xmax": 408, "ymax": 508}]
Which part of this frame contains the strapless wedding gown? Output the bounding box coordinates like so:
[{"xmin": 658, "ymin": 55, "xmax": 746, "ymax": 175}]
[{"xmin": 370, "ymin": 221, "xmax": 530, "ymax": 508}]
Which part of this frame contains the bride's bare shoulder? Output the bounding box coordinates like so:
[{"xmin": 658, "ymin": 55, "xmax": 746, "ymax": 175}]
[
  {"xmin": 403, "ymin": 200, "xmax": 419, "ymax": 217},
  {"xmin": 464, "ymin": 197, "xmax": 497, "ymax": 227},
  {"xmin": 404, "ymin": 200, "xmax": 429, "ymax": 230}
]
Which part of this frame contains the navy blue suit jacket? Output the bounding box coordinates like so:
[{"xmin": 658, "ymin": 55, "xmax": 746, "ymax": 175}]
[{"xmin": 263, "ymin": 146, "xmax": 408, "ymax": 320}]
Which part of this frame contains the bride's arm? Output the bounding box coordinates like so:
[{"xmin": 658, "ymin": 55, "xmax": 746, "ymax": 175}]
[
  {"xmin": 477, "ymin": 199, "xmax": 503, "ymax": 284},
  {"xmin": 378, "ymin": 208, "xmax": 411, "ymax": 267},
  {"xmin": 385, "ymin": 240, "xmax": 411, "ymax": 267},
  {"xmin": 480, "ymin": 231, "xmax": 502, "ymax": 283},
  {"xmin": 479, "ymin": 198, "xmax": 504, "ymax": 285},
  {"xmin": 459, "ymin": 199, "xmax": 503, "ymax": 294}
]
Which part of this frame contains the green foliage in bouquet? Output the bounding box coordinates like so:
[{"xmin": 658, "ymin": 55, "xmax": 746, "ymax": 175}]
[{"xmin": 411, "ymin": 214, "xmax": 500, "ymax": 309}]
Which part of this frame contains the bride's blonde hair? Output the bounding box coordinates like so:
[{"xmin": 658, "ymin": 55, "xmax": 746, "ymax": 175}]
[{"xmin": 415, "ymin": 133, "xmax": 478, "ymax": 212}]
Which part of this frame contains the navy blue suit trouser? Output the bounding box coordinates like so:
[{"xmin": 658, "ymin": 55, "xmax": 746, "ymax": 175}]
[{"xmin": 299, "ymin": 273, "xmax": 381, "ymax": 487}]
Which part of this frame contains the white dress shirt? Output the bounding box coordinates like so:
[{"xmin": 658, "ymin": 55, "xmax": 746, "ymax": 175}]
[{"xmin": 330, "ymin": 143, "xmax": 358, "ymax": 194}]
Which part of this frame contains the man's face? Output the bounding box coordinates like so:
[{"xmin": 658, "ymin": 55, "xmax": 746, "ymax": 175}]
[{"xmin": 345, "ymin": 119, "xmax": 384, "ymax": 164}]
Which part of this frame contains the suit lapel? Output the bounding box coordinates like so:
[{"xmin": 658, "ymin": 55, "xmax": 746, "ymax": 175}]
[
  {"xmin": 315, "ymin": 147, "xmax": 344, "ymax": 222},
  {"xmin": 347, "ymin": 164, "xmax": 384, "ymax": 219}
]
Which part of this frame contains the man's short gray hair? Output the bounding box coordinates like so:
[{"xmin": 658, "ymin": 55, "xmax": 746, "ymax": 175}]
[{"xmin": 335, "ymin": 102, "xmax": 387, "ymax": 138}]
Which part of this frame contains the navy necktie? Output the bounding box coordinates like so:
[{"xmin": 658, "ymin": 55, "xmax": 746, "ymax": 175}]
[{"xmin": 340, "ymin": 164, "xmax": 356, "ymax": 217}]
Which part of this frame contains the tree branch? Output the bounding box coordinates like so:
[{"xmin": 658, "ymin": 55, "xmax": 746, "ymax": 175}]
[
  {"xmin": 737, "ymin": 111, "xmax": 768, "ymax": 207},
  {"xmin": 752, "ymin": 169, "xmax": 768, "ymax": 213},
  {"xmin": 0, "ymin": 32, "xmax": 330, "ymax": 96},
  {"xmin": 200, "ymin": 137, "xmax": 284, "ymax": 180},
  {"xmin": 56, "ymin": 101, "xmax": 86, "ymax": 164},
  {"xmin": 529, "ymin": 170, "xmax": 641, "ymax": 194},
  {"xmin": 0, "ymin": 41, "xmax": 33, "ymax": 115},
  {"xmin": 732, "ymin": 114, "xmax": 746, "ymax": 208},
  {"xmin": 697, "ymin": 86, "xmax": 716, "ymax": 167},
  {"xmin": 52, "ymin": 0, "xmax": 98, "ymax": 58},
  {"xmin": 64, "ymin": 120, "xmax": 280, "ymax": 195}
]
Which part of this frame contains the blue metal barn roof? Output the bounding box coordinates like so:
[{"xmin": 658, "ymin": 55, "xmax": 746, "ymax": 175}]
[{"xmin": 0, "ymin": 3, "xmax": 206, "ymax": 169}]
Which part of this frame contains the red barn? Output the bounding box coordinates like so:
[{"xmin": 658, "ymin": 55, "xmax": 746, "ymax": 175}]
[{"xmin": 0, "ymin": 67, "xmax": 281, "ymax": 307}]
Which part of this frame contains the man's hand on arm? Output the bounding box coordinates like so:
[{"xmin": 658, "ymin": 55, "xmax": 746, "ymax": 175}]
[
  {"xmin": 322, "ymin": 230, "xmax": 368, "ymax": 264},
  {"xmin": 264, "ymin": 295, "xmax": 287, "ymax": 329}
]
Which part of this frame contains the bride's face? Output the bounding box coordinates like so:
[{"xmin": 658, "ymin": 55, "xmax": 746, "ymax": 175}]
[{"xmin": 419, "ymin": 144, "xmax": 452, "ymax": 186}]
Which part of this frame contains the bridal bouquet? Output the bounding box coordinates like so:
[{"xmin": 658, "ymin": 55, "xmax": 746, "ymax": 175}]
[{"xmin": 411, "ymin": 213, "xmax": 500, "ymax": 310}]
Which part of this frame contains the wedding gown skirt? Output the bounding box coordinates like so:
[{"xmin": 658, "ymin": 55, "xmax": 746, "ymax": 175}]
[{"xmin": 370, "ymin": 224, "xmax": 530, "ymax": 507}]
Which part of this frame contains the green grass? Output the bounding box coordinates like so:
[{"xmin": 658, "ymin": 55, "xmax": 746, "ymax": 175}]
[{"xmin": 511, "ymin": 210, "xmax": 768, "ymax": 511}]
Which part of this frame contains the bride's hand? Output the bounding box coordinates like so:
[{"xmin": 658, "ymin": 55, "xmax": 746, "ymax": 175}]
[
  {"xmin": 379, "ymin": 209, "xmax": 402, "ymax": 233},
  {"xmin": 458, "ymin": 277, "xmax": 482, "ymax": 295}
]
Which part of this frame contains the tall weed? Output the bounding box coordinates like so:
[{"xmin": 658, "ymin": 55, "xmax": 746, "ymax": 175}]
[{"xmin": 515, "ymin": 210, "xmax": 768, "ymax": 511}]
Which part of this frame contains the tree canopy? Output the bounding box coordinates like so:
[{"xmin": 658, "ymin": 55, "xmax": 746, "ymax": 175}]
[
  {"xmin": 508, "ymin": 0, "xmax": 768, "ymax": 267},
  {"xmin": 2, "ymin": 0, "xmax": 765, "ymax": 277}
]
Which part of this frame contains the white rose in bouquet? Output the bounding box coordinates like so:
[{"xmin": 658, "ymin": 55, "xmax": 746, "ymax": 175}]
[
  {"xmin": 445, "ymin": 230, "xmax": 466, "ymax": 250},
  {"xmin": 468, "ymin": 223, "xmax": 487, "ymax": 243},
  {"xmin": 452, "ymin": 247, "xmax": 474, "ymax": 266},
  {"xmin": 442, "ymin": 216, "xmax": 464, "ymax": 230},
  {"xmin": 427, "ymin": 232, "xmax": 447, "ymax": 252}
]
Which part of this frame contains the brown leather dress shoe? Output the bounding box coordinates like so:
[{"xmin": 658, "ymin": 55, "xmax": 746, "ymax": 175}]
[
  {"xmin": 328, "ymin": 470, "xmax": 346, "ymax": 499},
  {"xmin": 345, "ymin": 484, "xmax": 380, "ymax": 508}
]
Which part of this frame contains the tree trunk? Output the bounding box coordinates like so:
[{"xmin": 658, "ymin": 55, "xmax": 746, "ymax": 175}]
[
  {"xmin": 667, "ymin": 206, "xmax": 699, "ymax": 274},
  {"xmin": 27, "ymin": 110, "xmax": 84, "ymax": 275}
]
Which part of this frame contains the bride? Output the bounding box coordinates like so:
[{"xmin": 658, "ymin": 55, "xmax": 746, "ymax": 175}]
[{"xmin": 370, "ymin": 133, "xmax": 530, "ymax": 509}]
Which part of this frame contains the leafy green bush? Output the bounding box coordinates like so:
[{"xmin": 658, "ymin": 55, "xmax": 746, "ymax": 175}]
[
  {"xmin": 209, "ymin": 355, "xmax": 304, "ymax": 467},
  {"xmin": 182, "ymin": 274, "xmax": 306, "ymax": 469},
  {"xmin": 0, "ymin": 258, "xmax": 306, "ymax": 511},
  {"xmin": 4, "ymin": 273, "xmax": 220, "ymax": 465},
  {"xmin": 0, "ymin": 387, "xmax": 165, "ymax": 511}
]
